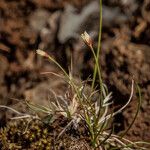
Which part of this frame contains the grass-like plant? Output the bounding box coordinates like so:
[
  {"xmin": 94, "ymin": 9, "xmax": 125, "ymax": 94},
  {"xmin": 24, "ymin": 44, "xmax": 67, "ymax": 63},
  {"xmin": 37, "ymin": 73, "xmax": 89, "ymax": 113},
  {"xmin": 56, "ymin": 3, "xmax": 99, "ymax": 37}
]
[
  {"xmin": 1, "ymin": 0, "xmax": 150, "ymax": 149},
  {"xmin": 34, "ymin": 40, "xmax": 149, "ymax": 149}
]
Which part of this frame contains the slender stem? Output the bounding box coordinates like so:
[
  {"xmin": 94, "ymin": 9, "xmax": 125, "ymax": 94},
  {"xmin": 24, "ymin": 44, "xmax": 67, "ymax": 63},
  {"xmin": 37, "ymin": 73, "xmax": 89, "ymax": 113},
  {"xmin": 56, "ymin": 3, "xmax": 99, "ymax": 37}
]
[
  {"xmin": 92, "ymin": 0, "xmax": 103, "ymax": 90},
  {"xmin": 47, "ymin": 55, "xmax": 83, "ymax": 103},
  {"xmin": 90, "ymin": 46, "xmax": 103, "ymax": 106}
]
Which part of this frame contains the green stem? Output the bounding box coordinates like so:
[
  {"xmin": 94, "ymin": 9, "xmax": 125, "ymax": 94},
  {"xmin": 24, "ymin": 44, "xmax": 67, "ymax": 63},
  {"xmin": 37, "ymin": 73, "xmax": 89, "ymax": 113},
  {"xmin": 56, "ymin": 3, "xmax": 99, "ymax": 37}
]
[
  {"xmin": 90, "ymin": 47, "xmax": 103, "ymax": 105},
  {"xmin": 90, "ymin": 46, "xmax": 104, "ymax": 140},
  {"xmin": 92, "ymin": 0, "xmax": 103, "ymax": 91},
  {"xmin": 47, "ymin": 55, "xmax": 83, "ymax": 103}
]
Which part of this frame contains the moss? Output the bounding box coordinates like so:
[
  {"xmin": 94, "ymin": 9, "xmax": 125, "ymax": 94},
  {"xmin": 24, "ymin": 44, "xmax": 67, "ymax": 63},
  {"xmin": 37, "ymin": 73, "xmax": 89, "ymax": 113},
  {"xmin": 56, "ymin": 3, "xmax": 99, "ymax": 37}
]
[
  {"xmin": 0, "ymin": 119, "xmax": 90, "ymax": 150},
  {"xmin": 0, "ymin": 119, "xmax": 52, "ymax": 150}
]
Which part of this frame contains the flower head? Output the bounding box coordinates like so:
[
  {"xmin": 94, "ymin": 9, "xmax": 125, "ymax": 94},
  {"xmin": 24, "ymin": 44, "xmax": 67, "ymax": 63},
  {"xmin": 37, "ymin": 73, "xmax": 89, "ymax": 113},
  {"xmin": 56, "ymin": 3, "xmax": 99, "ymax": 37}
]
[
  {"xmin": 81, "ymin": 31, "xmax": 93, "ymax": 48},
  {"xmin": 36, "ymin": 49, "xmax": 49, "ymax": 58}
]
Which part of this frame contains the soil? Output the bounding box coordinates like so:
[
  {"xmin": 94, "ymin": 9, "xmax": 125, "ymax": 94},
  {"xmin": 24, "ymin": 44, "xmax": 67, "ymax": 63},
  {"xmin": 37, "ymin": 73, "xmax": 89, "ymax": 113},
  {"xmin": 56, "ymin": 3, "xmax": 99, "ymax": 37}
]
[{"xmin": 0, "ymin": 0, "xmax": 150, "ymax": 148}]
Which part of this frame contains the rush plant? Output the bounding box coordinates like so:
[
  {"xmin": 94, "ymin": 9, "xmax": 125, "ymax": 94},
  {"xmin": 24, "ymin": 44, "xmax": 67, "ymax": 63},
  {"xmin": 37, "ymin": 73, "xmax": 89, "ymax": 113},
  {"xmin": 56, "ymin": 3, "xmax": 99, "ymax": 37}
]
[{"xmin": 1, "ymin": 0, "xmax": 150, "ymax": 149}]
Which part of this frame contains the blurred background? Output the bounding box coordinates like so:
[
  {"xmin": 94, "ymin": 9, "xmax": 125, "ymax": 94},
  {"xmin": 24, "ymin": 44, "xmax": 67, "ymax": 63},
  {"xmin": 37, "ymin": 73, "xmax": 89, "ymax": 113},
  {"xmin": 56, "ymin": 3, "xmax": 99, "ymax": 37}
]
[{"xmin": 0, "ymin": 0, "xmax": 150, "ymax": 142}]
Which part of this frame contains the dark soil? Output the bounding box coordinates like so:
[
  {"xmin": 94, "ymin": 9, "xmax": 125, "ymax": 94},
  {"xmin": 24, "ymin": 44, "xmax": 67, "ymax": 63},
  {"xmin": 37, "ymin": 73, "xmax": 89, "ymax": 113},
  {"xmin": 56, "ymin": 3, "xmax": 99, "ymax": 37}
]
[{"xmin": 0, "ymin": 0, "xmax": 150, "ymax": 147}]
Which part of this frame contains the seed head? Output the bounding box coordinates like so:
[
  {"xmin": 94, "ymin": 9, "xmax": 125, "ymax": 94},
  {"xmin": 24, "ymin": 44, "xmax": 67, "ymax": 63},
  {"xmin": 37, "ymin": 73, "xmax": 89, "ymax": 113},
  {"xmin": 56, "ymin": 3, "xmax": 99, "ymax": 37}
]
[
  {"xmin": 81, "ymin": 31, "xmax": 93, "ymax": 48},
  {"xmin": 36, "ymin": 49, "xmax": 49, "ymax": 58}
]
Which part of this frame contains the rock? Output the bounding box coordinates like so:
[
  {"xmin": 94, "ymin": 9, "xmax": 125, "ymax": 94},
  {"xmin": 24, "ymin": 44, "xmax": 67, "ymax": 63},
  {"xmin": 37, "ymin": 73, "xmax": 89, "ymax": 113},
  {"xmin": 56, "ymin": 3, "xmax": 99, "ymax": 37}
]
[
  {"xmin": 58, "ymin": 1, "xmax": 128, "ymax": 43},
  {"xmin": 29, "ymin": 9, "xmax": 50, "ymax": 32},
  {"xmin": 58, "ymin": 1, "xmax": 99, "ymax": 43},
  {"xmin": 39, "ymin": 11, "xmax": 61, "ymax": 50},
  {"xmin": 142, "ymin": 0, "xmax": 150, "ymax": 23}
]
